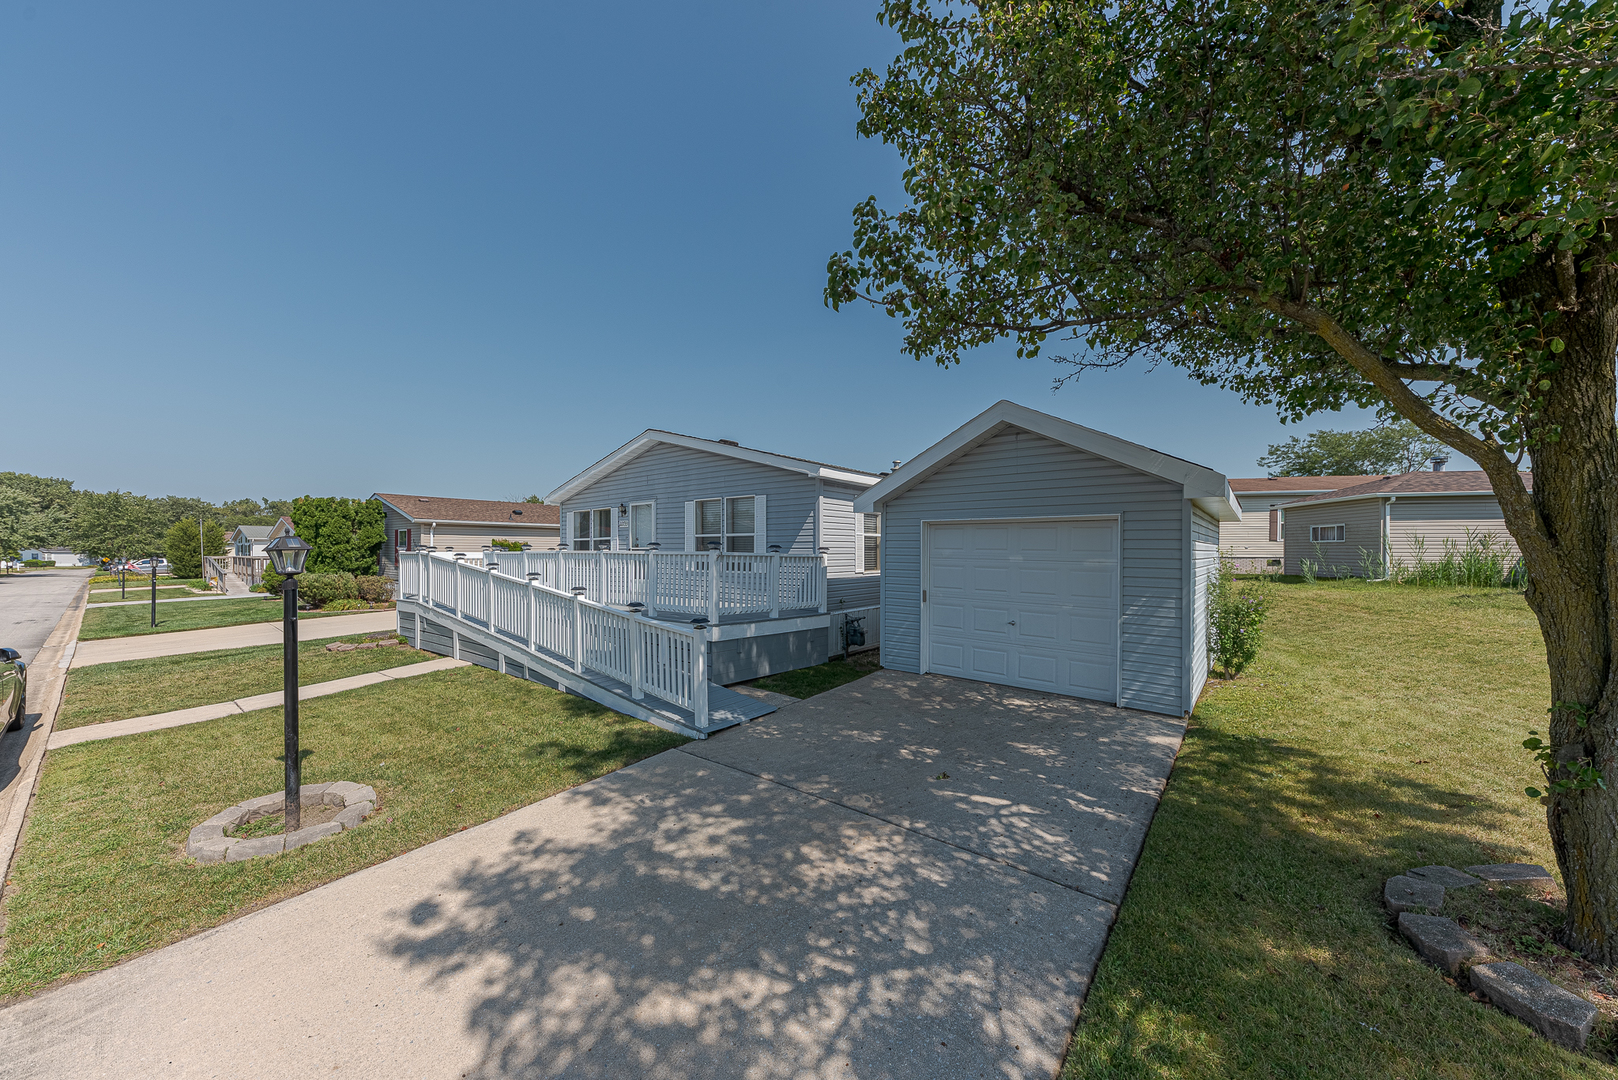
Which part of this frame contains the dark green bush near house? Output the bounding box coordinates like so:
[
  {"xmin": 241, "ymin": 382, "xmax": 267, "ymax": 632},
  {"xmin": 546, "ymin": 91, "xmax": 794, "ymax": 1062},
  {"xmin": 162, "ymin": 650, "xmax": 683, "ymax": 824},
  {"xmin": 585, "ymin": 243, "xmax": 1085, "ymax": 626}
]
[
  {"xmin": 1209, "ymin": 555, "xmax": 1271, "ymax": 678},
  {"xmin": 23, "ymin": 559, "xmax": 50, "ymax": 568},
  {"xmin": 323, "ymin": 598, "xmax": 369, "ymax": 611},
  {"xmin": 260, "ymin": 567, "xmax": 284, "ymax": 595},
  {"xmin": 490, "ymin": 538, "xmax": 524, "ymax": 551},
  {"xmin": 296, "ymin": 572, "xmax": 359, "ymax": 608},
  {"xmin": 356, "ymin": 575, "xmax": 394, "ymax": 603},
  {"xmin": 289, "ymin": 497, "xmax": 385, "ymax": 576}
]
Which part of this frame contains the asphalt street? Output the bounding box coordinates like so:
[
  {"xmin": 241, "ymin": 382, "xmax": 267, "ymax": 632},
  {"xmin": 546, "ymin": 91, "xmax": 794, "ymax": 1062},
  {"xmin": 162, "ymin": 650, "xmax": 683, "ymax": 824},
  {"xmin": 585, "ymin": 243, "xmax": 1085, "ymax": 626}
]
[{"xmin": 0, "ymin": 567, "xmax": 91, "ymax": 663}]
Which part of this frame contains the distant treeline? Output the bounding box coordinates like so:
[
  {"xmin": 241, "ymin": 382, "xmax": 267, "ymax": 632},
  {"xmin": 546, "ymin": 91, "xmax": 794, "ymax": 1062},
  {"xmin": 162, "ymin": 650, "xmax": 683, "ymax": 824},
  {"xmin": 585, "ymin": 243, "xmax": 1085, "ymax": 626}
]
[{"xmin": 0, "ymin": 471, "xmax": 297, "ymax": 560}]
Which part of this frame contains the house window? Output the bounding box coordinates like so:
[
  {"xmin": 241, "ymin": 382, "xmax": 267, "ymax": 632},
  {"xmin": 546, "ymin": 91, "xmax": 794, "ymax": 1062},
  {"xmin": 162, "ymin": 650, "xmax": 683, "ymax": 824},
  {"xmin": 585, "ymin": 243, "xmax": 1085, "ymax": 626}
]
[
  {"xmin": 860, "ymin": 513, "xmax": 880, "ymax": 573},
  {"xmin": 629, "ymin": 502, "xmax": 655, "ymax": 549},
  {"xmin": 725, "ymin": 496, "xmax": 755, "ymax": 552},
  {"xmin": 395, "ymin": 529, "xmax": 412, "ymax": 554},
  {"xmin": 694, "ymin": 499, "xmax": 723, "ymax": 551},
  {"xmin": 1310, "ymin": 524, "xmax": 1346, "ymax": 543},
  {"xmin": 572, "ymin": 508, "xmax": 614, "ymax": 550}
]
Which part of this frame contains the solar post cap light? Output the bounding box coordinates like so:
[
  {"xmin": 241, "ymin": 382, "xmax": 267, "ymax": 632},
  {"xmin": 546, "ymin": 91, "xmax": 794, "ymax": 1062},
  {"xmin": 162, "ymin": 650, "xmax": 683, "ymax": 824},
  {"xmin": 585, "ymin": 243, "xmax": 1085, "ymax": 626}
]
[{"xmin": 265, "ymin": 534, "xmax": 313, "ymax": 831}]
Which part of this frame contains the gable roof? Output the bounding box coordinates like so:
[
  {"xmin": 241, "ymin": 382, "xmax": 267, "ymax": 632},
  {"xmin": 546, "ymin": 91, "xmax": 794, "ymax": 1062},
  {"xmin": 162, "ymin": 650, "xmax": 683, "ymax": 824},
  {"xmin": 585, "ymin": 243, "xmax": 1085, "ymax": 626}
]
[
  {"xmin": 1281, "ymin": 470, "xmax": 1532, "ymax": 508},
  {"xmin": 1228, "ymin": 475, "xmax": 1381, "ymax": 494},
  {"xmin": 371, "ymin": 494, "xmax": 561, "ymax": 528},
  {"xmin": 228, "ymin": 517, "xmax": 295, "ymax": 543},
  {"xmin": 853, "ymin": 400, "xmax": 1241, "ymax": 522},
  {"xmin": 546, "ymin": 430, "xmax": 882, "ymax": 505}
]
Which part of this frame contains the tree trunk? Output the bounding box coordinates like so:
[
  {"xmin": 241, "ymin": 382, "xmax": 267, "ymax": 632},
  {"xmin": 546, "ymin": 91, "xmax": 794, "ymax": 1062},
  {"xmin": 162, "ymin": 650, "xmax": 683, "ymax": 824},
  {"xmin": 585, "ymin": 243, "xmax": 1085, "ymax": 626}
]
[{"xmin": 1494, "ymin": 244, "xmax": 1618, "ymax": 963}]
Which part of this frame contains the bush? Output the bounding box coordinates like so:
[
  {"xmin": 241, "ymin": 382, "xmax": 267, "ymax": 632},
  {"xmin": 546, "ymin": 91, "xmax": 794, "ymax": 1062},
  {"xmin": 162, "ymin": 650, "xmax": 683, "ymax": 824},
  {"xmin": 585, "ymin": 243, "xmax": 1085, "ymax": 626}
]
[
  {"xmin": 294, "ymin": 572, "xmax": 359, "ymax": 608},
  {"xmin": 1209, "ymin": 555, "xmax": 1271, "ymax": 678},
  {"xmin": 490, "ymin": 538, "xmax": 524, "ymax": 551},
  {"xmin": 356, "ymin": 575, "xmax": 395, "ymax": 603},
  {"xmin": 323, "ymin": 598, "xmax": 369, "ymax": 611},
  {"xmin": 163, "ymin": 518, "xmax": 203, "ymax": 579},
  {"xmin": 261, "ymin": 567, "xmax": 284, "ymax": 595},
  {"xmin": 23, "ymin": 559, "xmax": 50, "ymax": 568}
]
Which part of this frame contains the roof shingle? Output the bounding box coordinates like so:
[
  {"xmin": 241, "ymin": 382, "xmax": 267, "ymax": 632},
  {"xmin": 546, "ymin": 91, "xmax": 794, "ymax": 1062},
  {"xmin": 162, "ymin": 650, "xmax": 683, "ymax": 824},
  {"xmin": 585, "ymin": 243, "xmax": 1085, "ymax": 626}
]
[
  {"xmin": 371, "ymin": 493, "xmax": 561, "ymax": 527},
  {"xmin": 1284, "ymin": 470, "xmax": 1531, "ymax": 504}
]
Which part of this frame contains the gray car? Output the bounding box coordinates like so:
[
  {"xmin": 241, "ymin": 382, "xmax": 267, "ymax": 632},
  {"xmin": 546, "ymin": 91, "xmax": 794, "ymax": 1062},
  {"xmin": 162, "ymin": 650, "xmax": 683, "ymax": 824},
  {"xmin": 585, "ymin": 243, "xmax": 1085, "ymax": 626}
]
[{"xmin": 0, "ymin": 648, "xmax": 25, "ymax": 732}]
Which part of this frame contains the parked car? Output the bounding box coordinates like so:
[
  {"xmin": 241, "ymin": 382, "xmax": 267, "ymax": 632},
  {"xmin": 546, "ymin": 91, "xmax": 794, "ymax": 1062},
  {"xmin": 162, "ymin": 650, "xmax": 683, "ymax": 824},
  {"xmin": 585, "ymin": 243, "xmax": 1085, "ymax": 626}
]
[
  {"xmin": 0, "ymin": 648, "xmax": 25, "ymax": 733},
  {"xmin": 126, "ymin": 559, "xmax": 172, "ymax": 575}
]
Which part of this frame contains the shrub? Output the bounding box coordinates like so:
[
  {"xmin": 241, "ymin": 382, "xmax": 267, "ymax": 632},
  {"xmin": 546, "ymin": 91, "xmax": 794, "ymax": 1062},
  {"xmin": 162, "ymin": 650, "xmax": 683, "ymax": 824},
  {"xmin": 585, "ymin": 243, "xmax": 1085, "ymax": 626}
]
[
  {"xmin": 1209, "ymin": 556, "xmax": 1271, "ymax": 678},
  {"xmin": 294, "ymin": 572, "xmax": 359, "ymax": 608},
  {"xmin": 163, "ymin": 518, "xmax": 203, "ymax": 579},
  {"xmin": 261, "ymin": 567, "xmax": 284, "ymax": 595},
  {"xmin": 23, "ymin": 559, "xmax": 50, "ymax": 568},
  {"xmin": 490, "ymin": 538, "xmax": 524, "ymax": 551},
  {"xmin": 356, "ymin": 575, "xmax": 395, "ymax": 603},
  {"xmin": 323, "ymin": 598, "xmax": 369, "ymax": 611}
]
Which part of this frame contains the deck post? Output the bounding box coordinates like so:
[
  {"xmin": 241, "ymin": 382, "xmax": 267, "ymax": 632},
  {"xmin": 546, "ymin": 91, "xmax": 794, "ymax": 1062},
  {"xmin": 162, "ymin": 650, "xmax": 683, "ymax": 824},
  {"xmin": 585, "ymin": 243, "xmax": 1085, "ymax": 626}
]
[
  {"xmin": 454, "ymin": 561, "xmax": 462, "ymax": 617},
  {"xmin": 768, "ymin": 554, "xmax": 780, "ymax": 619},
  {"xmin": 572, "ymin": 590, "xmax": 585, "ymax": 674},
  {"xmin": 645, "ymin": 553, "xmax": 659, "ymax": 618},
  {"xmin": 692, "ymin": 625, "xmax": 710, "ymax": 730},
  {"xmin": 707, "ymin": 551, "xmax": 720, "ymax": 625},
  {"xmin": 598, "ymin": 549, "xmax": 607, "ymax": 603},
  {"xmin": 487, "ymin": 563, "xmax": 494, "ymax": 624},
  {"xmin": 818, "ymin": 559, "xmax": 827, "ymax": 613},
  {"xmin": 630, "ymin": 617, "xmax": 644, "ymax": 700},
  {"xmin": 526, "ymin": 578, "xmax": 535, "ymax": 648}
]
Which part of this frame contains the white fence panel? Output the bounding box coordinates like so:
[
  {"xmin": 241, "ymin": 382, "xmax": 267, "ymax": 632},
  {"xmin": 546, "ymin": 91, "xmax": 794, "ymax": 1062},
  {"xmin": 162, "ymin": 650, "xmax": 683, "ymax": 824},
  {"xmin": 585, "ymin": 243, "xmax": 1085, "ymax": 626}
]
[
  {"xmin": 490, "ymin": 572, "xmax": 530, "ymax": 643},
  {"xmin": 456, "ymin": 560, "xmax": 489, "ymax": 625}
]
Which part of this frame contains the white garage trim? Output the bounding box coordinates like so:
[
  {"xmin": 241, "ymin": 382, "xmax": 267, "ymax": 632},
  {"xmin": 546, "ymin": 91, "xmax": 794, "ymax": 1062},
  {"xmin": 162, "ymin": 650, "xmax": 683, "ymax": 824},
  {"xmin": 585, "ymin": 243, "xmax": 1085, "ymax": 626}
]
[{"xmin": 920, "ymin": 515, "xmax": 1122, "ymax": 706}]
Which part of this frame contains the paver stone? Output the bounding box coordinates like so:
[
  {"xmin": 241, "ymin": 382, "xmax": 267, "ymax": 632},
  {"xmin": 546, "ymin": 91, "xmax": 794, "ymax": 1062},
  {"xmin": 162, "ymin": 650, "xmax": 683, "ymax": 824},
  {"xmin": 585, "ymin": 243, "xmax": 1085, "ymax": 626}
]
[
  {"xmin": 333, "ymin": 801, "xmax": 373, "ymax": 830},
  {"xmin": 1406, "ymin": 866, "xmax": 1483, "ymax": 889},
  {"xmin": 224, "ymin": 835, "xmax": 286, "ymax": 862},
  {"xmin": 1397, "ymin": 913, "xmax": 1491, "ymax": 975},
  {"xmin": 1464, "ymin": 863, "xmax": 1554, "ymax": 884},
  {"xmin": 1470, "ymin": 961, "xmax": 1598, "ymax": 1050},
  {"xmin": 1385, "ymin": 875, "xmax": 1445, "ymax": 913},
  {"xmin": 285, "ymin": 821, "xmax": 344, "ymax": 850}
]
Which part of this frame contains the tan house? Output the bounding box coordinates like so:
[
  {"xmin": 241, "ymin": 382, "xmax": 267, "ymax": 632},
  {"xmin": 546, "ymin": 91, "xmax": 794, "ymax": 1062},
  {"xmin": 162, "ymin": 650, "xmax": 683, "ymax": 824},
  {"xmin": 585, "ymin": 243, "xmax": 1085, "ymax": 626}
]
[
  {"xmin": 1280, "ymin": 470, "xmax": 1530, "ymax": 577},
  {"xmin": 1220, "ymin": 477, "xmax": 1379, "ymax": 571},
  {"xmin": 372, "ymin": 494, "xmax": 562, "ymax": 580}
]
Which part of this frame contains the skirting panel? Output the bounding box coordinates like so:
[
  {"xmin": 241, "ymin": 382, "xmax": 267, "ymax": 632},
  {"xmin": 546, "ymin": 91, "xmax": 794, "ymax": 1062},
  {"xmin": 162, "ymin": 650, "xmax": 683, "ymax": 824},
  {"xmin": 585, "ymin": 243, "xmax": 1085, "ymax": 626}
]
[{"xmin": 420, "ymin": 618, "xmax": 454, "ymax": 657}]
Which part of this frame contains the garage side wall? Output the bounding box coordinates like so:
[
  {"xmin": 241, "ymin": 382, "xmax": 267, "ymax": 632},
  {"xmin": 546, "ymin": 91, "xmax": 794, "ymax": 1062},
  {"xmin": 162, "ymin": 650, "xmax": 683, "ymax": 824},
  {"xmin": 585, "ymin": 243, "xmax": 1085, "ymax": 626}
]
[
  {"xmin": 1282, "ymin": 499, "xmax": 1383, "ymax": 577},
  {"xmin": 880, "ymin": 428, "xmax": 1188, "ymax": 716},
  {"xmin": 1190, "ymin": 506, "xmax": 1219, "ymax": 710}
]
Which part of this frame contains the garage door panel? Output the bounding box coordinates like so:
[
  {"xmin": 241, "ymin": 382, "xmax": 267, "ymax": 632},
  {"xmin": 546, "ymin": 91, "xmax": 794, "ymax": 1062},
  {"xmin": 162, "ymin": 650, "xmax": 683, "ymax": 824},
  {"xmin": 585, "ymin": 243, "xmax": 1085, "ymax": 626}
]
[{"xmin": 927, "ymin": 518, "xmax": 1119, "ymax": 704}]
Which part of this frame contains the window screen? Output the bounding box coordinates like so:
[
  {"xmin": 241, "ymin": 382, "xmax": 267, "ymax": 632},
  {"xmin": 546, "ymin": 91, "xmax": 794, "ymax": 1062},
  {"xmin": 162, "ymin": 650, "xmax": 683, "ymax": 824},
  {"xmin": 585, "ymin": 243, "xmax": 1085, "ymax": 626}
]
[
  {"xmin": 695, "ymin": 499, "xmax": 723, "ymax": 551},
  {"xmin": 726, "ymin": 496, "xmax": 755, "ymax": 552},
  {"xmin": 1310, "ymin": 524, "xmax": 1345, "ymax": 543},
  {"xmin": 572, "ymin": 508, "xmax": 615, "ymax": 550}
]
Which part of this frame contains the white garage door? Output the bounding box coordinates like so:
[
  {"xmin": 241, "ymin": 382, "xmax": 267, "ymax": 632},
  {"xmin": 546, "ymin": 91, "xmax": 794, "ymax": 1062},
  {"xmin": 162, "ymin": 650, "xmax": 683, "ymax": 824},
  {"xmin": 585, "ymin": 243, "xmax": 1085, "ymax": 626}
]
[{"xmin": 925, "ymin": 518, "xmax": 1118, "ymax": 701}]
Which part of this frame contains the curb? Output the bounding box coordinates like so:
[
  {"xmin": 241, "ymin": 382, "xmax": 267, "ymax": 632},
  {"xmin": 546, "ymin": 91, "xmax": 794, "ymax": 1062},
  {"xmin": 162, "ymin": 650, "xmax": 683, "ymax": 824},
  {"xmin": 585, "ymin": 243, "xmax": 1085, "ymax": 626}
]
[{"xmin": 0, "ymin": 575, "xmax": 91, "ymax": 889}]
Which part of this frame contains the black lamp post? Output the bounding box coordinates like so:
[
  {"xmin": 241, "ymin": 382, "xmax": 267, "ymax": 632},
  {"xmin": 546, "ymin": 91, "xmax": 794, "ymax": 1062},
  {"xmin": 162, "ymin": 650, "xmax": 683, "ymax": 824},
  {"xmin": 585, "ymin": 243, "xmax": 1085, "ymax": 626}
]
[
  {"xmin": 150, "ymin": 554, "xmax": 158, "ymax": 627},
  {"xmin": 265, "ymin": 534, "xmax": 313, "ymax": 832}
]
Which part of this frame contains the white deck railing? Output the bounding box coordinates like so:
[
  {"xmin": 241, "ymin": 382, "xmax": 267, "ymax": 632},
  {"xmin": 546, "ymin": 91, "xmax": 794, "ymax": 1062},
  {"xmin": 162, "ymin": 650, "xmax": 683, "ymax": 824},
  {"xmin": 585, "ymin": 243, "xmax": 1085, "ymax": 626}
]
[
  {"xmin": 453, "ymin": 548, "xmax": 826, "ymax": 623},
  {"xmin": 399, "ymin": 551, "xmax": 712, "ymax": 726}
]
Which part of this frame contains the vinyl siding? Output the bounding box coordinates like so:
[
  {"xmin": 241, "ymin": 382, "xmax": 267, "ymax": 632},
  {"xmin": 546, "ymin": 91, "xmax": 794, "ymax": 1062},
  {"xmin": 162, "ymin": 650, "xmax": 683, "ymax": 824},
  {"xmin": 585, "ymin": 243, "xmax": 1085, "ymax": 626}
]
[
  {"xmin": 1389, "ymin": 496, "xmax": 1519, "ymax": 566},
  {"xmin": 1190, "ymin": 506, "xmax": 1219, "ymax": 708},
  {"xmin": 561, "ymin": 443, "xmax": 823, "ymax": 553},
  {"xmin": 824, "ymin": 480, "xmax": 881, "ymax": 609},
  {"xmin": 877, "ymin": 427, "xmax": 1189, "ymax": 717},
  {"xmin": 1282, "ymin": 499, "xmax": 1385, "ymax": 577}
]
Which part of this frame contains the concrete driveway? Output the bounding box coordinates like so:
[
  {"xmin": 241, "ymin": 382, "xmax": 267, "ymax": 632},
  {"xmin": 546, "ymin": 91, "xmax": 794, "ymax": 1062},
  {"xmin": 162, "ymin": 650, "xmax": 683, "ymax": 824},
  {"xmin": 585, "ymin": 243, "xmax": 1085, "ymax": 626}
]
[
  {"xmin": 0, "ymin": 567, "xmax": 91, "ymax": 663},
  {"xmin": 0, "ymin": 670, "xmax": 1185, "ymax": 1080}
]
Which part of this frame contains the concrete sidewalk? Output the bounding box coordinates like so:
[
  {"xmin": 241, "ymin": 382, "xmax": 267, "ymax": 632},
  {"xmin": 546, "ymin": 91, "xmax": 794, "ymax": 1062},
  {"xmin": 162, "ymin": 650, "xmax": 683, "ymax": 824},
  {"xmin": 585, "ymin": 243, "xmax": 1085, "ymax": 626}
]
[
  {"xmin": 71, "ymin": 610, "xmax": 399, "ymax": 668},
  {"xmin": 49, "ymin": 656, "xmax": 468, "ymax": 749},
  {"xmin": 0, "ymin": 671, "xmax": 1184, "ymax": 1079}
]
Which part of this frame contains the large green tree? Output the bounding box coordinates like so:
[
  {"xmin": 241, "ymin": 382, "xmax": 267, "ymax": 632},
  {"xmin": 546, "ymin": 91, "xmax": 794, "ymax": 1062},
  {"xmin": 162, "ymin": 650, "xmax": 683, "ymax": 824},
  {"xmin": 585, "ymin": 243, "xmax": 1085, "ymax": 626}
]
[
  {"xmin": 290, "ymin": 497, "xmax": 386, "ymax": 575},
  {"xmin": 829, "ymin": 0, "xmax": 1618, "ymax": 957},
  {"xmin": 1259, "ymin": 420, "xmax": 1443, "ymax": 475},
  {"xmin": 72, "ymin": 491, "xmax": 164, "ymax": 562}
]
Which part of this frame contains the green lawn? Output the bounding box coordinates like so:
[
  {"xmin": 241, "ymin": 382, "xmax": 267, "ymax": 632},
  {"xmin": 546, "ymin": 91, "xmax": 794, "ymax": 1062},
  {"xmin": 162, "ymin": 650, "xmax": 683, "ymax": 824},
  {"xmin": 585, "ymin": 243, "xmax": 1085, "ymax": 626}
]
[
  {"xmin": 77, "ymin": 599, "xmax": 369, "ymax": 640},
  {"xmin": 746, "ymin": 648, "xmax": 881, "ymax": 699},
  {"xmin": 58, "ymin": 634, "xmax": 432, "ymax": 728},
  {"xmin": 89, "ymin": 577, "xmax": 208, "ymax": 589},
  {"xmin": 87, "ymin": 587, "xmax": 199, "ymax": 604},
  {"xmin": 1062, "ymin": 581, "xmax": 1615, "ymax": 1077},
  {"xmin": 1, "ymin": 666, "xmax": 686, "ymax": 998}
]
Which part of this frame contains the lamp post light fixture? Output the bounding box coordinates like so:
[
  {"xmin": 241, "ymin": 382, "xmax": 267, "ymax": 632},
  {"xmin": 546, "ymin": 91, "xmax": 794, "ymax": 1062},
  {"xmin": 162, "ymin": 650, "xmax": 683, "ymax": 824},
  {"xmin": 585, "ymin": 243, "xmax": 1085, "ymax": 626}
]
[{"xmin": 265, "ymin": 534, "xmax": 313, "ymax": 833}]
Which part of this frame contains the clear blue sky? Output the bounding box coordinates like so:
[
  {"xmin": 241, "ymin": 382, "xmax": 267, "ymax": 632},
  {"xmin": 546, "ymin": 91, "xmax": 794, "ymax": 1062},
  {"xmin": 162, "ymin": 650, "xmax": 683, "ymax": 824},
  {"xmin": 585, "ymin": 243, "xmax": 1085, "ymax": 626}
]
[{"xmin": 0, "ymin": 1, "xmax": 1415, "ymax": 505}]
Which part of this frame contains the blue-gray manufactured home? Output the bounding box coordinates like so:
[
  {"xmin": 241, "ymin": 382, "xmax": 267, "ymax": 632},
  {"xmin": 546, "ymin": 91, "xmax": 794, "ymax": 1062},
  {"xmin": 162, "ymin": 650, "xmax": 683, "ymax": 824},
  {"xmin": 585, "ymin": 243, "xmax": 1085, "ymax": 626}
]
[
  {"xmin": 855, "ymin": 401, "xmax": 1240, "ymax": 716},
  {"xmin": 546, "ymin": 429, "xmax": 884, "ymax": 681}
]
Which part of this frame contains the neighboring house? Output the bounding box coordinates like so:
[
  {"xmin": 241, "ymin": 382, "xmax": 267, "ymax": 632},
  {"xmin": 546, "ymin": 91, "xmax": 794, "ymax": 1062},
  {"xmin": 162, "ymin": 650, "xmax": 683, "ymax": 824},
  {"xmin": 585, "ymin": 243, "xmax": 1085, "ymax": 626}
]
[
  {"xmin": 35, "ymin": 547, "xmax": 91, "ymax": 566},
  {"xmin": 1280, "ymin": 469, "xmax": 1530, "ymax": 577},
  {"xmin": 227, "ymin": 517, "xmax": 296, "ymax": 558},
  {"xmin": 1220, "ymin": 476, "xmax": 1381, "ymax": 571},
  {"xmin": 544, "ymin": 429, "xmax": 884, "ymax": 614},
  {"xmin": 17, "ymin": 549, "xmax": 43, "ymax": 562},
  {"xmin": 856, "ymin": 401, "xmax": 1240, "ymax": 717},
  {"xmin": 371, "ymin": 494, "xmax": 562, "ymax": 580}
]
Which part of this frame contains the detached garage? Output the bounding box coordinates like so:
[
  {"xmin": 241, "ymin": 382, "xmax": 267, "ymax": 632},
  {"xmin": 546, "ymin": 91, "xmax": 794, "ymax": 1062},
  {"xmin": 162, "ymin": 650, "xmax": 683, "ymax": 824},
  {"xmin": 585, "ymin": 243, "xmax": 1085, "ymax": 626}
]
[{"xmin": 856, "ymin": 401, "xmax": 1241, "ymax": 717}]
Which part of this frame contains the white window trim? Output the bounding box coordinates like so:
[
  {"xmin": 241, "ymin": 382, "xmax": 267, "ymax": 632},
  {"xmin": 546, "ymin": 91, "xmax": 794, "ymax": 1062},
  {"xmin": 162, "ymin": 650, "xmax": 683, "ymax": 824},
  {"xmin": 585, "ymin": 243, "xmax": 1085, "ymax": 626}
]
[
  {"xmin": 1310, "ymin": 523, "xmax": 1346, "ymax": 543},
  {"xmin": 628, "ymin": 500, "xmax": 657, "ymax": 549}
]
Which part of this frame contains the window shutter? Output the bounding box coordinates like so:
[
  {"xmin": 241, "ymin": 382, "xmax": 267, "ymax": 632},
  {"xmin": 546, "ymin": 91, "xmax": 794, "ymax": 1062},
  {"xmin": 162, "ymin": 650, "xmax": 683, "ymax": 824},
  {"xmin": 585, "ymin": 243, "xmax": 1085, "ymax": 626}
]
[
  {"xmin": 1268, "ymin": 509, "xmax": 1279, "ymax": 543},
  {"xmin": 684, "ymin": 501, "xmax": 697, "ymax": 552},
  {"xmin": 754, "ymin": 495, "xmax": 767, "ymax": 554}
]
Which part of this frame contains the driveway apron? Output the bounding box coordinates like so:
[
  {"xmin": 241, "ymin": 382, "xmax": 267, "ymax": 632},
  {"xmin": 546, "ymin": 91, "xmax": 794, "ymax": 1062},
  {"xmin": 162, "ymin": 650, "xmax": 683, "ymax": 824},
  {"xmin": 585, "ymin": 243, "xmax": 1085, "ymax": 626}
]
[{"xmin": 0, "ymin": 670, "xmax": 1185, "ymax": 1080}]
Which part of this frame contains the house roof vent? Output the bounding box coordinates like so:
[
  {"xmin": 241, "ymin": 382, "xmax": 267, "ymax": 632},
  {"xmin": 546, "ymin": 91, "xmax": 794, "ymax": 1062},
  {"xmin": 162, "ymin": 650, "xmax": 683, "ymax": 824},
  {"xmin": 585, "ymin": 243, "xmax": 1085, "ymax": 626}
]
[
  {"xmin": 718, "ymin": 439, "xmax": 740, "ymax": 447},
  {"xmin": 1430, "ymin": 453, "xmax": 1450, "ymax": 472}
]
